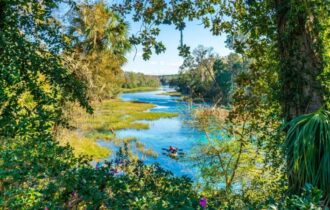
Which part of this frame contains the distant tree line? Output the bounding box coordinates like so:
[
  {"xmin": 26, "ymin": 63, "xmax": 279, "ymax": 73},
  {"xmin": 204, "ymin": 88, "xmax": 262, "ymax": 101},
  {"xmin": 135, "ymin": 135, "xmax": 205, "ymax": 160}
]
[
  {"xmin": 170, "ymin": 45, "xmax": 247, "ymax": 106},
  {"xmin": 159, "ymin": 74, "xmax": 178, "ymax": 85},
  {"xmin": 122, "ymin": 72, "xmax": 160, "ymax": 89}
]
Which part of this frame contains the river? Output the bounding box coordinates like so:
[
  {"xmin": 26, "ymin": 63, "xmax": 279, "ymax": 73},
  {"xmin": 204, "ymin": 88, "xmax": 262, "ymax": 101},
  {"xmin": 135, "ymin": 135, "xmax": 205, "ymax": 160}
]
[{"xmin": 98, "ymin": 86, "xmax": 207, "ymax": 179}]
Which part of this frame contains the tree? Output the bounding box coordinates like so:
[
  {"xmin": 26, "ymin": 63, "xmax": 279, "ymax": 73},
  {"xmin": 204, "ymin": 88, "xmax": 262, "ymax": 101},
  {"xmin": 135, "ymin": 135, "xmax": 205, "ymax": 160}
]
[
  {"xmin": 173, "ymin": 46, "xmax": 243, "ymax": 105},
  {"xmin": 112, "ymin": 0, "xmax": 330, "ymax": 200},
  {"xmin": 122, "ymin": 72, "xmax": 160, "ymax": 89},
  {"xmin": 0, "ymin": 2, "xmax": 206, "ymax": 208},
  {"xmin": 0, "ymin": 0, "xmax": 91, "ymax": 139},
  {"xmin": 68, "ymin": 1, "xmax": 131, "ymax": 99},
  {"xmin": 214, "ymin": 59, "xmax": 232, "ymax": 106}
]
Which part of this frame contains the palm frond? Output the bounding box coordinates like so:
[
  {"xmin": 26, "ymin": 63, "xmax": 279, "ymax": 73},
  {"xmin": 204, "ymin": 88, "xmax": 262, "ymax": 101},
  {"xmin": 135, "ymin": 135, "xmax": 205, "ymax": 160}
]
[{"xmin": 286, "ymin": 109, "xmax": 330, "ymax": 203}]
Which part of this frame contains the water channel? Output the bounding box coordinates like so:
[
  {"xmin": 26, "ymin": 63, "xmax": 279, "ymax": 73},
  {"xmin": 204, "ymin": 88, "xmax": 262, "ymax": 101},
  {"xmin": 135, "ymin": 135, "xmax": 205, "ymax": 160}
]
[{"xmin": 99, "ymin": 86, "xmax": 209, "ymax": 178}]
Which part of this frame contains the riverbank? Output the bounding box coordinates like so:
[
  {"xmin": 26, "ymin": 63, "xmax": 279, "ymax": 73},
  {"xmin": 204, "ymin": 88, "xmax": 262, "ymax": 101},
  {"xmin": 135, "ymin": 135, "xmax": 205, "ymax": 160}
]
[
  {"xmin": 58, "ymin": 98, "xmax": 178, "ymax": 160},
  {"xmin": 102, "ymin": 87, "xmax": 208, "ymax": 177},
  {"xmin": 158, "ymin": 90, "xmax": 182, "ymax": 97},
  {"xmin": 159, "ymin": 89, "xmax": 209, "ymax": 103},
  {"xmin": 121, "ymin": 86, "xmax": 159, "ymax": 93}
]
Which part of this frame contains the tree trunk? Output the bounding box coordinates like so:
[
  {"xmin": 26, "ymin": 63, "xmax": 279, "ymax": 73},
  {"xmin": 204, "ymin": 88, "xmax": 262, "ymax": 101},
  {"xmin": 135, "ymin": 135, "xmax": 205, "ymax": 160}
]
[
  {"xmin": 275, "ymin": 0, "xmax": 326, "ymax": 197},
  {"xmin": 275, "ymin": 0, "xmax": 324, "ymax": 122}
]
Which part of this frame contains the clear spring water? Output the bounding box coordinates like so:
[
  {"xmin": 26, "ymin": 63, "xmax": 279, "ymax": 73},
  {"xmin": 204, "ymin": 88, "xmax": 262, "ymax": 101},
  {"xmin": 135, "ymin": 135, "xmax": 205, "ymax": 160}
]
[{"xmin": 98, "ymin": 86, "xmax": 209, "ymax": 178}]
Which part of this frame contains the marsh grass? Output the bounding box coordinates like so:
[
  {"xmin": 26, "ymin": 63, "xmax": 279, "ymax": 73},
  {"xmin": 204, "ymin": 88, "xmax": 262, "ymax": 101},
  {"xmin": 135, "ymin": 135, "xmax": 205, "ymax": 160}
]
[
  {"xmin": 58, "ymin": 130, "xmax": 110, "ymax": 159},
  {"xmin": 58, "ymin": 99, "xmax": 177, "ymax": 160},
  {"xmin": 121, "ymin": 87, "xmax": 159, "ymax": 93}
]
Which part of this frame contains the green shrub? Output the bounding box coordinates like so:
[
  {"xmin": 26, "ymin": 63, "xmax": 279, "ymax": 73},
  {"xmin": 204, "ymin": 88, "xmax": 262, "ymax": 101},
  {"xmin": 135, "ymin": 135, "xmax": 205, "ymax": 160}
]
[
  {"xmin": 1, "ymin": 138, "xmax": 202, "ymax": 209},
  {"xmin": 269, "ymin": 184, "xmax": 324, "ymax": 210}
]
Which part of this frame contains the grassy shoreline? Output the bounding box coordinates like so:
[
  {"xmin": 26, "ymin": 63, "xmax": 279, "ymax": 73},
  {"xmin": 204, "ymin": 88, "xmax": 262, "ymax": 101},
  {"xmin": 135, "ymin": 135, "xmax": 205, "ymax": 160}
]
[
  {"xmin": 58, "ymin": 99, "xmax": 178, "ymax": 160},
  {"xmin": 121, "ymin": 86, "xmax": 159, "ymax": 93},
  {"xmin": 158, "ymin": 91, "xmax": 182, "ymax": 97}
]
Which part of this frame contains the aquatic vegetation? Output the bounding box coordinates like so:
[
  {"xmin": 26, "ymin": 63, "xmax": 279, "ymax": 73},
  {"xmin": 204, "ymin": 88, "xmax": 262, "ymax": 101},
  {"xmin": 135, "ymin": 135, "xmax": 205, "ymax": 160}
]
[
  {"xmin": 58, "ymin": 130, "xmax": 110, "ymax": 160},
  {"xmin": 121, "ymin": 87, "xmax": 159, "ymax": 93},
  {"xmin": 58, "ymin": 99, "xmax": 177, "ymax": 159},
  {"xmin": 129, "ymin": 112, "xmax": 178, "ymax": 121}
]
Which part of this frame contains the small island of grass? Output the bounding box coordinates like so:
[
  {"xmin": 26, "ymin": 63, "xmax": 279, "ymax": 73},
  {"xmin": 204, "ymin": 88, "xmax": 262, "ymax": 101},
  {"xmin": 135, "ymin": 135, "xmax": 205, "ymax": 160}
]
[
  {"xmin": 58, "ymin": 99, "xmax": 178, "ymax": 159},
  {"xmin": 121, "ymin": 86, "xmax": 159, "ymax": 93}
]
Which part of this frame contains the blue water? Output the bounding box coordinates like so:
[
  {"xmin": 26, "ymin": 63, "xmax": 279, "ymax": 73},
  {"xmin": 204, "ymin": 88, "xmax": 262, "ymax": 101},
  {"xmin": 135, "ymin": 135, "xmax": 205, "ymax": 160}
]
[{"xmin": 98, "ymin": 86, "xmax": 208, "ymax": 178}]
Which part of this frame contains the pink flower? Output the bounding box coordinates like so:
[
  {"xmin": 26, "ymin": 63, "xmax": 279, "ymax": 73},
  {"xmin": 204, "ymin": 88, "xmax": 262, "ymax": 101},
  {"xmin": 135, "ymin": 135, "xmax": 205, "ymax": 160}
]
[{"xmin": 199, "ymin": 197, "xmax": 207, "ymax": 208}]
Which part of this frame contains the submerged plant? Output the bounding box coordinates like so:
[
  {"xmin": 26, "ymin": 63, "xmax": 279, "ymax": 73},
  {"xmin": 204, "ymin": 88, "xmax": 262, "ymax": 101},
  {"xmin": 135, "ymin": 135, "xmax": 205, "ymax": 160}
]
[{"xmin": 286, "ymin": 109, "xmax": 330, "ymax": 204}]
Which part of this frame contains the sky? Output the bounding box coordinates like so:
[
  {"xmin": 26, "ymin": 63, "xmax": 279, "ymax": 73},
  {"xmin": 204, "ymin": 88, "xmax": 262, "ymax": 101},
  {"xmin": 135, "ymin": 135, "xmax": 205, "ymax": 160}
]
[
  {"xmin": 123, "ymin": 21, "xmax": 232, "ymax": 75},
  {"xmin": 55, "ymin": 2, "xmax": 232, "ymax": 76}
]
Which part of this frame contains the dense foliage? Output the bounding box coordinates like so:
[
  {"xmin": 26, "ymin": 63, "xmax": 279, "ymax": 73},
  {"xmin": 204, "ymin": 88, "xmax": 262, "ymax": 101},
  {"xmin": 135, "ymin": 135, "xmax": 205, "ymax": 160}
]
[
  {"xmin": 286, "ymin": 110, "xmax": 330, "ymax": 203},
  {"xmin": 67, "ymin": 1, "xmax": 131, "ymax": 99},
  {"xmin": 113, "ymin": 0, "xmax": 330, "ymax": 117},
  {"xmin": 0, "ymin": 0, "xmax": 202, "ymax": 209},
  {"xmin": 1, "ymin": 0, "xmax": 329, "ymax": 208},
  {"xmin": 112, "ymin": 0, "xmax": 330, "ymax": 207},
  {"xmin": 1, "ymin": 142, "xmax": 201, "ymax": 209},
  {"xmin": 0, "ymin": 0, "xmax": 91, "ymax": 139},
  {"xmin": 171, "ymin": 46, "xmax": 245, "ymax": 105},
  {"xmin": 122, "ymin": 72, "xmax": 160, "ymax": 89}
]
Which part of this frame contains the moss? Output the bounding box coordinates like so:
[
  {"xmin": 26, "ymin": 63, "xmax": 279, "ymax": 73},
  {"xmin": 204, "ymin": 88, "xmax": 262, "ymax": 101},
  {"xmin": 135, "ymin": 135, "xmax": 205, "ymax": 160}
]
[{"xmin": 58, "ymin": 99, "xmax": 177, "ymax": 159}]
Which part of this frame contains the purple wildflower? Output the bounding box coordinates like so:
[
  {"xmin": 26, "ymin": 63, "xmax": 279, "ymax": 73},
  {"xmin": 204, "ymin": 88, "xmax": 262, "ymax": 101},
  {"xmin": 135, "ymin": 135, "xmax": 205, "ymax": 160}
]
[{"xmin": 199, "ymin": 197, "xmax": 207, "ymax": 208}]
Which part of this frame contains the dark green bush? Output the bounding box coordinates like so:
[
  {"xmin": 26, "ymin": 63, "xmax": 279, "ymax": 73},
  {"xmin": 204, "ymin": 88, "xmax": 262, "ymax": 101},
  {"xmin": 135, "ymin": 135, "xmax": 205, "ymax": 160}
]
[{"xmin": 1, "ymin": 139, "xmax": 202, "ymax": 209}]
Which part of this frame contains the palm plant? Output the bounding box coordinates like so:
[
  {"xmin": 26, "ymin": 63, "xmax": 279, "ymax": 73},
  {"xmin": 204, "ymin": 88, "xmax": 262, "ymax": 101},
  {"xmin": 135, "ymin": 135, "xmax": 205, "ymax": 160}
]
[
  {"xmin": 286, "ymin": 109, "xmax": 330, "ymax": 204},
  {"xmin": 67, "ymin": 1, "xmax": 131, "ymax": 99},
  {"xmin": 69, "ymin": 1, "xmax": 131, "ymax": 57}
]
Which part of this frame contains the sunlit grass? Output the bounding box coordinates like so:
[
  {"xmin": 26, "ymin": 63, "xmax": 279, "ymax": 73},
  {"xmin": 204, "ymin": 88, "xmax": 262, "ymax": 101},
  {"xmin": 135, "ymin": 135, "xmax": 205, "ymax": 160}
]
[
  {"xmin": 112, "ymin": 136, "xmax": 137, "ymax": 146},
  {"xmin": 121, "ymin": 87, "xmax": 159, "ymax": 93},
  {"xmin": 58, "ymin": 130, "xmax": 110, "ymax": 160},
  {"xmin": 58, "ymin": 99, "xmax": 177, "ymax": 159},
  {"xmin": 129, "ymin": 112, "xmax": 178, "ymax": 121}
]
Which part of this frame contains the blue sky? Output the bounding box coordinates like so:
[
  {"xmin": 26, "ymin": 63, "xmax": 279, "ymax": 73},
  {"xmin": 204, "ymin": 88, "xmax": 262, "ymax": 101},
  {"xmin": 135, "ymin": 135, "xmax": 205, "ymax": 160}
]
[
  {"xmin": 123, "ymin": 21, "xmax": 232, "ymax": 75},
  {"xmin": 55, "ymin": 2, "xmax": 232, "ymax": 75}
]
